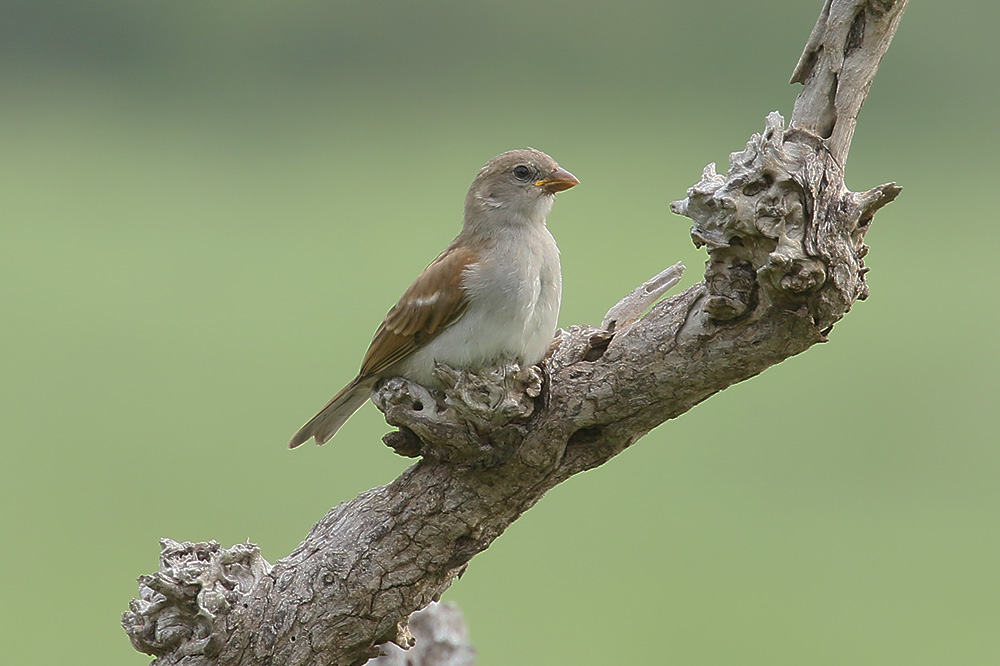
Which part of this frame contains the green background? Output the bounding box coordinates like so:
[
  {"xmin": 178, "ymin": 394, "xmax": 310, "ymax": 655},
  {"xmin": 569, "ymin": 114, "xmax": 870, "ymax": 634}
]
[{"xmin": 2, "ymin": 1, "xmax": 997, "ymax": 664}]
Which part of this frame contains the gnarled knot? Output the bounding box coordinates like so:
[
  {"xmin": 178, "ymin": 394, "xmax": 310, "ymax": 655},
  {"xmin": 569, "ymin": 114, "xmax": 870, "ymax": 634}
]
[
  {"xmin": 760, "ymin": 251, "xmax": 826, "ymax": 296},
  {"xmin": 703, "ymin": 256, "xmax": 758, "ymax": 321},
  {"xmin": 371, "ymin": 360, "xmax": 544, "ymax": 468},
  {"xmin": 122, "ymin": 538, "xmax": 270, "ymax": 658},
  {"xmin": 671, "ymin": 112, "xmax": 856, "ymax": 322}
]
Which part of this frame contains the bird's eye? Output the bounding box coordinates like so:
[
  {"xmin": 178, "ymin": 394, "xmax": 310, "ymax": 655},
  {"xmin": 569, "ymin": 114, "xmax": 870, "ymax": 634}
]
[{"xmin": 512, "ymin": 165, "xmax": 533, "ymax": 182}]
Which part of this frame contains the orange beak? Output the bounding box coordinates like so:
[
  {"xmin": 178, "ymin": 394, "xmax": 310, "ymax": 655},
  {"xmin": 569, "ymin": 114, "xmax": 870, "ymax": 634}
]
[{"xmin": 536, "ymin": 166, "xmax": 580, "ymax": 194}]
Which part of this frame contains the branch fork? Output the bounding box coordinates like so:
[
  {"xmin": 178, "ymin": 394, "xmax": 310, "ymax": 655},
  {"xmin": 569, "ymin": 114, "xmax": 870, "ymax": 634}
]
[{"xmin": 671, "ymin": 112, "xmax": 899, "ymax": 331}]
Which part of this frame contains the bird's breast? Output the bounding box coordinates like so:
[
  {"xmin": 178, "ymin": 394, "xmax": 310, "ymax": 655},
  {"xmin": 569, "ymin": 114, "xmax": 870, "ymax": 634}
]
[
  {"xmin": 398, "ymin": 227, "xmax": 562, "ymax": 383},
  {"xmin": 461, "ymin": 227, "xmax": 562, "ymax": 361}
]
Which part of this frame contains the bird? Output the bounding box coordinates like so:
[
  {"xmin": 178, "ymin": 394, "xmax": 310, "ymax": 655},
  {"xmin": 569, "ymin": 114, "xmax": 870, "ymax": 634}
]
[{"xmin": 289, "ymin": 148, "xmax": 579, "ymax": 448}]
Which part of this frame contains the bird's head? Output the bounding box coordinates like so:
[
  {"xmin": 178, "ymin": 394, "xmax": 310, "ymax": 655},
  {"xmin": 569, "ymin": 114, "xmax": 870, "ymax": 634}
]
[{"xmin": 465, "ymin": 148, "xmax": 579, "ymax": 230}]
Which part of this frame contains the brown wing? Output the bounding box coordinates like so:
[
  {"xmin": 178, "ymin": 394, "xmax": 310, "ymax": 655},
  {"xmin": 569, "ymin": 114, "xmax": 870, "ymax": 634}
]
[{"xmin": 358, "ymin": 241, "xmax": 477, "ymax": 378}]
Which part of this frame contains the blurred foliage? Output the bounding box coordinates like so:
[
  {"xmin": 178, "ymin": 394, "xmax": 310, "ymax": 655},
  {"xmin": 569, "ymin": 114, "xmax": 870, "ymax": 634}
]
[{"xmin": 1, "ymin": 1, "xmax": 998, "ymax": 665}]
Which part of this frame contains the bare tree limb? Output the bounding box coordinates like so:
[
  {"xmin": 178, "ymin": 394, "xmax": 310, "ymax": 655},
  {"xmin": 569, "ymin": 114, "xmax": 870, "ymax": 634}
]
[
  {"xmin": 790, "ymin": 0, "xmax": 909, "ymax": 164},
  {"xmin": 122, "ymin": 1, "xmax": 908, "ymax": 664}
]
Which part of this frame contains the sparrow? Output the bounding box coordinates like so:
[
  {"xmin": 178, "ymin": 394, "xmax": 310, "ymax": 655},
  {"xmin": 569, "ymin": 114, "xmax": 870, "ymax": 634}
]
[{"xmin": 289, "ymin": 148, "xmax": 579, "ymax": 448}]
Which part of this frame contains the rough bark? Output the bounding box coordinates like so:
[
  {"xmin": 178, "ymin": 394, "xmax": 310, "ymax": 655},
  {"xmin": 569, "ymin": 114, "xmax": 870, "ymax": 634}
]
[{"xmin": 122, "ymin": 1, "xmax": 908, "ymax": 664}]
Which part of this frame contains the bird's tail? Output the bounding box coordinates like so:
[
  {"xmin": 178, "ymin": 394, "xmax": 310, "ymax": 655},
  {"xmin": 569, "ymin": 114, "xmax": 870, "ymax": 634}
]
[{"xmin": 288, "ymin": 377, "xmax": 374, "ymax": 448}]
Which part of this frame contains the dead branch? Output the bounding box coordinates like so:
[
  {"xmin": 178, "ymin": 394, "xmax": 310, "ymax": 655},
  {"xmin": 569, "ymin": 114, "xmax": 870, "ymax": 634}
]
[{"xmin": 122, "ymin": 2, "xmax": 908, "ymax": 664}]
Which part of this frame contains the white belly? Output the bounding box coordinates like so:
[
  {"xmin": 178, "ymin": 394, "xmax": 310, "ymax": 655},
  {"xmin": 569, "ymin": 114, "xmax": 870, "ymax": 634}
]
[{"xmin": 397, "ymin": 226, "xmax": 561, "ymax": 385}]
